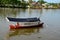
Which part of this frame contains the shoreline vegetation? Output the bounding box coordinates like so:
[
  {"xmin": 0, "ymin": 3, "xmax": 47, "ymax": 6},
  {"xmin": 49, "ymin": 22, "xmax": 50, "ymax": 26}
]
[{"xmin": 0, "ymin": 0, "xmax": 60, "ymax": 9}]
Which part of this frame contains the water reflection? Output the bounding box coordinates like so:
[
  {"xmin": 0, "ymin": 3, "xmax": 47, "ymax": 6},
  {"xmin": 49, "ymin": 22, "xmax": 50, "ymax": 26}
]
[
  {"xmin": 4, "ymin": 26, "xmax": 43, "ymax": 40},
  {"xmin": 9, "ymin": 27, "xmax": 43, "ymax": 37},
  {"xmin": 0, "ymin": 8, "xmax": 21, "ymax": 18},
  {"xmin": 0, "ymin": 8, "xmax": 43, "ymax": 21}
]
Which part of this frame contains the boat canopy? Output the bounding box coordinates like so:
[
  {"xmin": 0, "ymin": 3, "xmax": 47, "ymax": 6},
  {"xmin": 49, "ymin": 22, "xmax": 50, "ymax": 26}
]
[{"xmin": 7, "ymin": 17, "xmax": 40, "ymax": 22}]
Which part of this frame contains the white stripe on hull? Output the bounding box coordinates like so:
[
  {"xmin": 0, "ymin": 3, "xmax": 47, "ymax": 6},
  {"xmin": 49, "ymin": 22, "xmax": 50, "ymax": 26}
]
[{"xmin": 17, "ymin": 21, "xmax": 40, "ymax": 27}]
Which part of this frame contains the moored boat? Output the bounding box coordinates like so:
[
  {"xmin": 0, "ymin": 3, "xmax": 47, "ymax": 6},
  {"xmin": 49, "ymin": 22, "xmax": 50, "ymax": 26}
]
[{"xmin": 6, "ymin": 17, "xmax": 44, "ymax": 29}]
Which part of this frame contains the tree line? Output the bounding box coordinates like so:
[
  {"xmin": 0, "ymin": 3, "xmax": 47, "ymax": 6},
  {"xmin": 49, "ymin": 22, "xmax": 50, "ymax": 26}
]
[{"xmin": 0, "ymin": 0, "xmax": 28, "ymax": 8}]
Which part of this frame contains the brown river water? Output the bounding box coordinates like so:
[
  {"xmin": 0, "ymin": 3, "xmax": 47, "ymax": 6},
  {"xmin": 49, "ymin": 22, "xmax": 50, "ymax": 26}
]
[{"xmin": 0, "ymin": 8, "xmax": 60, "ymax": 40}]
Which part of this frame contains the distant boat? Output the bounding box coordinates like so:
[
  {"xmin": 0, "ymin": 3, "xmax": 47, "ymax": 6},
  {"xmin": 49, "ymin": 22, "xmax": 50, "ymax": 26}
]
[{"xmin": 6, "ymin": 17, "xmax": 44, "ymax": 29}]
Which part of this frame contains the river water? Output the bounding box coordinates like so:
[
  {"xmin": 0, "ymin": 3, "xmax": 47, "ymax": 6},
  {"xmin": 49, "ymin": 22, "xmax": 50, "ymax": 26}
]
[{"xmin": 0, "ymin": 8, "xmax": 60, "ymax": 40}]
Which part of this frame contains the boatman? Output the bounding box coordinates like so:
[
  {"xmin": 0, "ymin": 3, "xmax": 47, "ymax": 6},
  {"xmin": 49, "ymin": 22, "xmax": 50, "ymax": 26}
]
[{"xmin": 15, "ymin": 22, "xmax": 20, "ymax": 28}]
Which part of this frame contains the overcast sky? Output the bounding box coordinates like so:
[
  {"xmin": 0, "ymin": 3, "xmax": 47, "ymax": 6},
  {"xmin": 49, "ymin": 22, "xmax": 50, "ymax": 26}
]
[{"xmin": 25, "ymin": 0, "xmax": 60, "ymax": 3}]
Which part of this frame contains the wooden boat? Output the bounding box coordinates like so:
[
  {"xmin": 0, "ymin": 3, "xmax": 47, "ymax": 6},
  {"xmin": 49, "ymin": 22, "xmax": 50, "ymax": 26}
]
[{"xmin": 6, "ymin": 17, "xmax": 44, "ymax": 29}]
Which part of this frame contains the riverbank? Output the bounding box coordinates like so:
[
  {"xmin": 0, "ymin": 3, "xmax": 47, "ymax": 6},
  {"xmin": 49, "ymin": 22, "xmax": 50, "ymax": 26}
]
[
  {"xmin": 0, "ymin": 6, "xmax": 60, "ymax": 9},
  {"xmin": 0, "ymin": 6, "xmax": 28, "ymax": 8},
  {"xmin": 44, "ymin": 7, "xmax": 60, "ymax": 9}
]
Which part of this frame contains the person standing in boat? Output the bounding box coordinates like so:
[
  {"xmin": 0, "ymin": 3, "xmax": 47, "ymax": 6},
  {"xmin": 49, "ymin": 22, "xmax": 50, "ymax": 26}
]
[
  {"xmin": 38, "ymin": 18, "xmax": 40, "ymax": 24},
  {"xmin": 15, "ymin": 22, "xmax": 20, "ymax": 28}
]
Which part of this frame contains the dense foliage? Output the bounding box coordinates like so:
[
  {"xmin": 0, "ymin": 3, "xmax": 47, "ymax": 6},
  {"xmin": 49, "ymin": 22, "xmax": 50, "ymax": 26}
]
[
  {"xmin": 0, "ymin": 0, "xmax": 28, "ymax": 8},
  {"xmin": 38, "ymin": 0, "xmax": 47, "ymax": 4}
]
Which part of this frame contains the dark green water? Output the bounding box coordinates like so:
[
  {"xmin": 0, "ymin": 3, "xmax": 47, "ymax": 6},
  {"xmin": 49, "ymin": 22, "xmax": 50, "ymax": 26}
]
[{"xmin": 0, "ymin": 8, "xmax": 60, "ymax": 40}]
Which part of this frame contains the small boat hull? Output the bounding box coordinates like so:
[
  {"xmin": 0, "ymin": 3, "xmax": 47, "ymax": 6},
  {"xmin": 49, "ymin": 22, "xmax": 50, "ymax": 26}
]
[
  {"xmin": 9, "ymin": 23, "xmax": 44, "ymax": 29},
  {"xmin": 6, "ymin": 17, "xmax": 44, "ymax": 29}
]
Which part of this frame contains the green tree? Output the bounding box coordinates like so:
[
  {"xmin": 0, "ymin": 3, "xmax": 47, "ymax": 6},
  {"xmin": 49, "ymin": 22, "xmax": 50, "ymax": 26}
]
[
  {"xmin": 0, "ymin": 0, "xmax": 28, "ymax": 8},
  {"xmin": 38, "ymin": 0, "xmax": 47, "ymax": 4}
]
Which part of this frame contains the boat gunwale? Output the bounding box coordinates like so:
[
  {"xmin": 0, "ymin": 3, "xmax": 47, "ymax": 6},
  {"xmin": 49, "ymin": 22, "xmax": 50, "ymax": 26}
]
[{"xmin": 6, "ymin": 17, "xmax": 40, "ymax": 22}]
